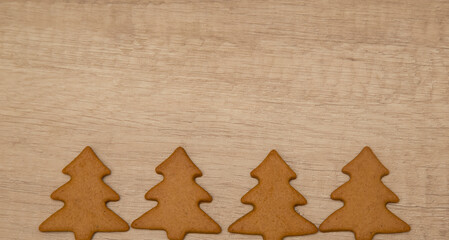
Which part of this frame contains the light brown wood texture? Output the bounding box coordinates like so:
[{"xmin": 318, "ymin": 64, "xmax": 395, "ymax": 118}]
[{"xmin": 0, "ymin": 0, "xmax": 448, "ymax": 240}]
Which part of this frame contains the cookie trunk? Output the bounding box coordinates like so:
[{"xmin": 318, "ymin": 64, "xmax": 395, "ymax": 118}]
[
  {"xmin": 74, "ymin": 231, "xmax": 94, "ymax": 240},
  {"xmin": 263, "ymin": 233, "xmax": 282, "ymax": 240},
  {"xmin": 167, "ymin": 230, "xmax": 186, "ymax": 240},
  {"xmin": 355, "ymin": 231, "xmax": 375, "ymax": 240}
]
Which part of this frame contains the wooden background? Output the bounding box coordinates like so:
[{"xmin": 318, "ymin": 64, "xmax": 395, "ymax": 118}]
[{"xmin": 0, "ymin": 0, "xmax": 448, "ymax": 239}]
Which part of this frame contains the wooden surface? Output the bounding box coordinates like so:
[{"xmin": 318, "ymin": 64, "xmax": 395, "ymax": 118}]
[{"xmin": 0, "ymin": 1, "xmax": 448, "ymax": 240}]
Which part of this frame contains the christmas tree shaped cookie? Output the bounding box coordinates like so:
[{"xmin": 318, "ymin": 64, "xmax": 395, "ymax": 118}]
[
  {"xmin": 228, "ymin": 150, "xmax": 318, "ymax": 240},
  {"xmin": 39, "ymin": 146, "xmax": 129, "ymax": 240},
  {"xmin": 320, "ymin": 146, "xmax": 410, "ymax": 240},
  {"xmin": 132, "ymin": 147, "xmax": 221, "ymax": 240}
]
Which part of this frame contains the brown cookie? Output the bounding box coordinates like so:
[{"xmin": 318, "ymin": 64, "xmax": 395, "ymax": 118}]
[
  {"xmin": 132, "ymin": 147, "xmax": 221, "ymax": 240},
  {"xmin": 228, "ymin": 150, "xmax": 318, "ymax": 240},
  {"xmin": 319, "ymin": 146, "xmax": 410, "ymax": 240},
  {"xmin": 39, "ymin": 146, "xmax": 129, "ymax": 240}
]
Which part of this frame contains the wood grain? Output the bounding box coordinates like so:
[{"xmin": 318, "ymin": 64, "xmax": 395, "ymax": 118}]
[{"xmin": 0, "ymin": 1, "xmax": 448, "ymax": 240}]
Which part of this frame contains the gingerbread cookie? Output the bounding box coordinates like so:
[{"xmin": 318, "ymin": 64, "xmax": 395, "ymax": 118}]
[
  {"xmin": 319, "ymin": 146, "xmax": 410, "ymax": 240},
  {"xmin": 39, "ymin": 146, "xmax": 129, "ymax": 240},
  {"xmin": 132, "ymin": 147, "xmax": 221, "ymax": 240},
  {"xmin": 228, "ymin": 150, "xmax": 318, "ymax": 240}
]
